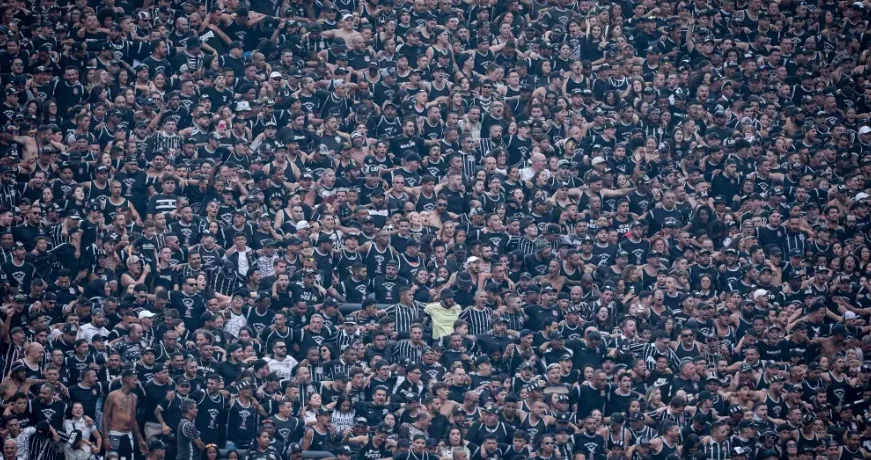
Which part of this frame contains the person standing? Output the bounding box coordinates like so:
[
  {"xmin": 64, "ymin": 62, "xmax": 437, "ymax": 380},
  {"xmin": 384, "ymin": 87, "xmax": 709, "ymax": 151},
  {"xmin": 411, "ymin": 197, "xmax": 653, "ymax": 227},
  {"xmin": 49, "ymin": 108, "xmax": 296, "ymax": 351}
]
[
  {"xmin": 177, "ymin": 399, "xmax": 205, "ymax": 460},
  {"xmin": 102, "ymin": 368, "xmax": 147, "ymax": 459}
]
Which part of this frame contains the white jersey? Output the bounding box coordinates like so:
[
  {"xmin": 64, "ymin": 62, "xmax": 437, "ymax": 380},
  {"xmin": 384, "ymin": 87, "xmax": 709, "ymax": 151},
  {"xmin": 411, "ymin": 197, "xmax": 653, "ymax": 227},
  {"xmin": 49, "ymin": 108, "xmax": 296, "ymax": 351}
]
[
  {"xmin": 224, "ymin": 310, "xmax": 247, "ymax": 339},
  {"xmin": 78, "ymin": 323, "xmax": 110, "ymax": 343},
  {"xmin": 266, "ymin": 356, "xmax": 299, "ymax": 381}
]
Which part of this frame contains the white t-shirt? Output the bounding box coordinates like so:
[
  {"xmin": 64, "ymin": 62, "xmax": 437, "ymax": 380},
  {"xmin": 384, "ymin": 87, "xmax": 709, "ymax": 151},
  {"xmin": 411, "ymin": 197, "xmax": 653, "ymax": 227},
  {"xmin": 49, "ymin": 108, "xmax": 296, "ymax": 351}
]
[{"xmin": 266, "ymin": 356, "xmax": 299, "ymax": 381}]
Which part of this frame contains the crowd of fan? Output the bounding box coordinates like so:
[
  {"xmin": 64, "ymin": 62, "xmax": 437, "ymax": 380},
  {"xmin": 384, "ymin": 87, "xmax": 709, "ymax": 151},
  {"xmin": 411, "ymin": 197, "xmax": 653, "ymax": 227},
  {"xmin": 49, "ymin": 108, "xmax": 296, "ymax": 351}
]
[{"xmin": 0, "ymin": 0, "xmax": 870, "ymax": 459}]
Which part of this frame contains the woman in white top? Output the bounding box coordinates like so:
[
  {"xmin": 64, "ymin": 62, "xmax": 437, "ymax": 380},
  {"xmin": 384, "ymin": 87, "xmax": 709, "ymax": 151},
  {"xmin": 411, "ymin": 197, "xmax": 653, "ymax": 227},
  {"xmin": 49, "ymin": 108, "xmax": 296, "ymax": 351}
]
[
  {"xmin": 331, "ymin": 396, "xmax": 357, "ymax": 436},
  {"xmin": 63, "ymin": 403, "xmax": 102, "ymax": 456},
  {"xmin": 439, "ymin": 427, "xmax": 474, "ymax": 460},
  {"xmin": 301, "ymin": 393, "xmax": 325, "ymax": 426},
  {"xmin": 64, "ymin": 429, "xmax": 99, "ymax": 460}
]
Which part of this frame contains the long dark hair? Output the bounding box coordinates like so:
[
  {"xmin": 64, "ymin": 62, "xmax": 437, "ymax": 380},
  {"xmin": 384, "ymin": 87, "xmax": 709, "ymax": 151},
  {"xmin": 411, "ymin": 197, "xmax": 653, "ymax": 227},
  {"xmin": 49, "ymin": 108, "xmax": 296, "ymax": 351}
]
[
  {"xmin": 202, "ymin": 445, "xmax": 226, "ymax": 460},
  {"xmin": 335, "ymin": 395, "xmax": 353, "ymax": 413}
]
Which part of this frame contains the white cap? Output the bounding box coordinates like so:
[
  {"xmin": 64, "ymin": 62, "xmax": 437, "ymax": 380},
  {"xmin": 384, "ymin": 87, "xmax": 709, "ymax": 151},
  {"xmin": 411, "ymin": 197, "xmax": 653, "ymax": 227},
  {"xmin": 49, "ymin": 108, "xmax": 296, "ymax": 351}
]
[
  {"xmin": 138, "ymin": 310, "xmax": 156, "ymax": 319},
  {"xmin": 269, "ymin": 71, "xmax": 282, "ymax": 79},
  {"xmin": 591, "ymin": 156, "xmax": 606, "ymax": 165},
  {"xmin": 860, "ymin": 126, "xmax": 871, "ymax": 135},
  {"xmin": 466, "ymin": 256, "xmax": 481, "ymax": 264},
  {"xmin": 856, "ymin": 192, "xmax": 870, "ymax": 201},
  {"xmin": 296, "ymin": 221, "xmax": 311, "ymax": 230},
  {"xmin": 342, "ymin": 13, "xmax": 354, "ymax": 21},
  {"xmin": 753, "ymin": 289, "xmax": 768, "ymax": 300},
  {"xmin": 845, "ymin": 311, "xmax": 859, "ymax": 320}
]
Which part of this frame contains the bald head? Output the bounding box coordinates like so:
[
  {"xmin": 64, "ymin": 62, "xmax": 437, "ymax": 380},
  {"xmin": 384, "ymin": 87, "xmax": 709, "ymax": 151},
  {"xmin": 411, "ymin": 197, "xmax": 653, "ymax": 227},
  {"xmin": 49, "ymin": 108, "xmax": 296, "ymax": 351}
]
[{"xmin": 27, "ymin": 342, "xmax": 43, "ymax": 355}]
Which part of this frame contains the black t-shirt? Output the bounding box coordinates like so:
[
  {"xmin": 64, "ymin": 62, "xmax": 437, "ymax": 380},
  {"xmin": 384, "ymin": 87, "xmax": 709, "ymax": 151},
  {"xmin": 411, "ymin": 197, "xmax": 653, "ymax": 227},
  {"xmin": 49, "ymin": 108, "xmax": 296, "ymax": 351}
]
[
  {"xmin": 2, "ymin": 260, "xmax": 35, "ymax": 292},
  {"xmin": 169, "ymin": 291, "xmax": 205, "ymax": 331},
  {"xmin": 30, "ymin": 397, "xmax": 67, "ymax": 431},
  {"xmin": 143, "ymin": 380, "xmax": 175, "ymax": 424},
  {"xmin": 523, "ymin": 304, "xmax": 561, "ymax": 331},
  {"xmin": 68, "ymin": 383, "xmax": 105, "ymax": 419},
  {"xmin": 216, "ymin": 360, "xmax": 243, "ymax": 384}
]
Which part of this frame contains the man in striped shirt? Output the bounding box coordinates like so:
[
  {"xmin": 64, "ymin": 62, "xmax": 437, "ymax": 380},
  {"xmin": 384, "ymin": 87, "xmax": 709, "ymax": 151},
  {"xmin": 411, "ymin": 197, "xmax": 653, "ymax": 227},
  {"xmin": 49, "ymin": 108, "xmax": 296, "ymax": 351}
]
[
  {"xmin": 477, "ymin": 124, "xmax": 506, "ymax": 159},
  {"xmin": 633, "ymin": 330, "xmax": 682, "ymax": 372},
  {"xmin": 516, "ymin": 221, "xmax": 541, "ymax": 256},
  {"xmin": 392, "ymin": 323, "xmax": 426, "ymax": 364},
  {"xmin": 701, "ymin": 422, "xmax": 732, "ymax": 460},
  {"xmin": 458, "ymin": 290, "xmax": 492, "ymax": 336},
  {"xmin": 457, "ymin": 136, "xmax": 479, "ymax": 179},
  {"xmin": 206, "ymin": 260, "xmax": 244, "ymax": 296},
  {"xmin": 382, "ymin": 286, "xmax": 424, "ymax": 336}
]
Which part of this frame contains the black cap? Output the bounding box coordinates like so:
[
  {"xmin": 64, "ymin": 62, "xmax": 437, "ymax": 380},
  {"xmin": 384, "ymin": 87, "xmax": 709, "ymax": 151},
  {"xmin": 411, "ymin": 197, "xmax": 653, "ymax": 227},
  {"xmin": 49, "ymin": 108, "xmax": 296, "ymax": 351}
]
[{"xmin": 148, "ymin": 439, "xmax": 166, "ymax": 451}]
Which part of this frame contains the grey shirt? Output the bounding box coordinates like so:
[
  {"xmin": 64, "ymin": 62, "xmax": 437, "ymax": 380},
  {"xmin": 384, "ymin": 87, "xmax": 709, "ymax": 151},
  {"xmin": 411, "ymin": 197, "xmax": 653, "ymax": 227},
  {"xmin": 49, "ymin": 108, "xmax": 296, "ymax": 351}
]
[{"xmin": 177, "ymin": 418, "xmax": 201, "ymax": 460}]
